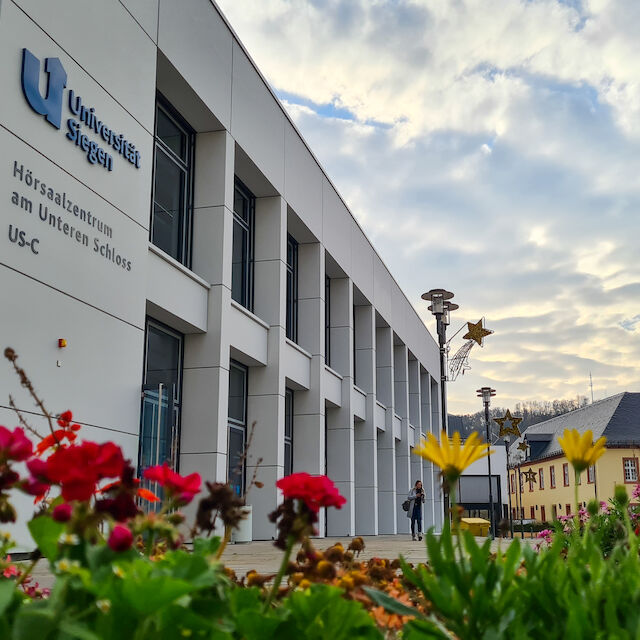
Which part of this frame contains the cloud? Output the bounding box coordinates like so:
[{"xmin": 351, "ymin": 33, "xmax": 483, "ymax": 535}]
[{"xmin": 217, "ymin": 0, "xmax": 640, "ymax": 412}]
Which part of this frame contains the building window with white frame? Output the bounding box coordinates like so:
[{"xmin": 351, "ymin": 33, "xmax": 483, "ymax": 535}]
[
  {"xmin": 284, "ymin": 388, "xmax": 294, "ymax": 477},
  {"xmin": 286, "ymin": 235, "xmax": 298, "ymax": 342},
  {"xmin": 623, "ymin": 457, "xmax": 638, "ymax": 483},
  {"xmin": 550, "ymin": 465, "xmax": 556, "ymax": 488},
  {"xmin": 587, "ymin": 465, "xmax": 595, "ymax": 483},
  {"xmin": 563, "ymin": 463, "xmax": 570, "ymax": 486},
  {"xmin": 232, "ymin": 179, "xmax": 255, "ymax": 310},
  {"xmin": 539, "ymin": 468, "xmax": 544, "ymax": 489},
  {"xmin": 151, "ymin": 95, "xmax": 194, "ymax": 266}
]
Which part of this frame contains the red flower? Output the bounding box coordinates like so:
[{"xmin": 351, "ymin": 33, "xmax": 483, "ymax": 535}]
[
  {"xmin": 276, "ymin": 473, "xmax": 346, "ymax": 513},
  {"xmin": 35, "ymin": 430, "xmax": 76, "ymax": 455},
  {"xmin": 45, "ymin": 441, "xmax": 125, "ymax": 502},
  {"xmin": 108, "ymin": 524, "xmax": 133, "ymax": 552},
  {"xmin": 0, "ymin": 426, "xmax": 33, "ymax": 461},
  {"xmin": 143, "ymin": 463, "xmax": 201, "ymax": 505},
  {"xmin": 52, "ymin": 503, "xmax": 72, "ymax": 522},
  {"xmin": 57, "ymin": 411, "xmax": 73, "ymax": 427}
]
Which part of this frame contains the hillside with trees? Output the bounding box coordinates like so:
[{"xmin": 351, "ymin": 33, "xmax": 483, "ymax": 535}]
[{"xmin": 449, "ymin": 396, "xmax": 590, "ymax": 442}]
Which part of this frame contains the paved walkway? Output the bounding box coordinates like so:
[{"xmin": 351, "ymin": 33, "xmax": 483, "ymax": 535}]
[{"xmin": 26, "ymin": 533, "xmax": 534, "ymax": 590}]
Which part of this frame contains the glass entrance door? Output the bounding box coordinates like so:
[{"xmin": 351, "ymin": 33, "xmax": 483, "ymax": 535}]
[{"xmin": 138, "ymin": 321, "xmax": 183, "ymax": 508}]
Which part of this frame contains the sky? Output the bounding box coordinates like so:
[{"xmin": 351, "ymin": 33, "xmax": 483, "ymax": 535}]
[{"xmin": 216, "ymin": 0, "xmax": 640, "ymax": 414}]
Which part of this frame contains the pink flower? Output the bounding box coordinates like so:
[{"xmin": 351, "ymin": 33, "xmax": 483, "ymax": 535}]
[
  {"xmin": 600, "ymin": 501, "xmax": 610, "ymax": 514},
  {"xmin": 52, "ymin": 503, "xmax": 72, "ymax": 522},
  {"xmin": 632, "ymin": 485, "xmax": 640, "ymax": 501},
  {"xmin": 0, "ymin": 426, "xmax": 33, "ymax": 461},
  {"xmin": 108, "ymin": 524, "xmax": 133, "ymax": 552}
]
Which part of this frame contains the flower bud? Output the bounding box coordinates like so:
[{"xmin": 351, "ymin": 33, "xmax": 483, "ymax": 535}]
[
  {"xmin": 614, "ymin": 484, "xmax": 629, "ymax": 507},
  {"xmin": 0, "ymin": 499, "xmax": 17, "ymax": 523},
  {"xmin": 108, "ymin": 525, "xmax": 133, "ymax": 552},
  {"xmin": 586, "ymin": 500, "xmax": 598, "ymax": 518},
  {"xmin": 52, "ymin": 503, "xmax": 72, "ymax": 522}
]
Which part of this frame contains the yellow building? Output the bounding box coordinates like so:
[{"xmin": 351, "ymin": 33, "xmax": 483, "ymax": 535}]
[{"xmin": 508, "ymin": 393, "xmax": 640, "ymax": 523}]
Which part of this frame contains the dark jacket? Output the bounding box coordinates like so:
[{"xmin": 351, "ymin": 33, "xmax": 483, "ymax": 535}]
[{"xmin": 406, "ymin": 487, "xmax": 425, "ymax": 518}]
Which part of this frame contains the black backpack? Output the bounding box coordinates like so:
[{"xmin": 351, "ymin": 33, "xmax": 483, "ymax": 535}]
[{"xmin": 402, "ymin": 499, "xmax": 410, "ymax": 512}]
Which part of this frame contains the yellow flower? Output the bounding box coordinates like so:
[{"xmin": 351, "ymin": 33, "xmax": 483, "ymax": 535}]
[
  {"xmin": 414, "ymin": 431, "xmax": 492, "ymax": 483},
  {"xmin": 558, "ymin": 429, "xmax": 606, "ymax": 473}
]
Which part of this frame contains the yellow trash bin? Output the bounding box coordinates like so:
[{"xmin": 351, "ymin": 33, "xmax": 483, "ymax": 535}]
[{"xmin": 458, "ymin": 517, "xmax": 491, "ymax": 536}]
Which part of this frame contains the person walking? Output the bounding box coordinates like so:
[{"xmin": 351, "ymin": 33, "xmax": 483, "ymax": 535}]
[{"xmin": 407, "ymin": 480, "xmax": 425, "ymax": 541}]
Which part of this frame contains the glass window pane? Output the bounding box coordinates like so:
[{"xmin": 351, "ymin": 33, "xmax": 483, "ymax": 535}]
[
  {"xmin": 228, "ymin": 365, "xmax": 246, "ymax": 424},
  {"xmin": 152, "ymin": 149, "xmax": 185, "ymax": 260},
  {"xmin": 232, "ymin": 220, "xmax": 248, "ymax": 306},
  {"xmin": 157, "ymin": 108, "xmax": 186, "ymax": 160},
  {"xmin": 285, "ymin": 391, "xmax": 292, "ymax": 438},
  {"xmin": 228, "ymin": 427, "xmax": 245, "ymax": 496},
  {"xmin": 284, "ymin": 442, "xmax": 292, "ymax": 477},
  {"xmin": 145, "ymin": 325, "xmax": 181, "ymax": 392},
  {"xmin": 234, "ymin": 188, "xmax": 249, "ymax": 223}
]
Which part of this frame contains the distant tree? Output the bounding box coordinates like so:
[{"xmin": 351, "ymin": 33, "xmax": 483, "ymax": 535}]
[{"xmin": 449, "ymin": 395, "xmax": 589, "ymax": 442}]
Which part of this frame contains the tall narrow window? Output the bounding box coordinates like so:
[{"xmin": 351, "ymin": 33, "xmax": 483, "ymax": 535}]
[
  {"xmin": 284, "ymin": 389, "xmax": 294, "ymax": 477},
  {"xmin": 563, "ymin": 463, "xmax": 570, "ymax": 486},
  {"xmin": 228, "ymin": 361, "xmax": 248, "ymax": 497},
  {"xmin": 539, "ymin": 469, "xmax": 544, "ymax": 489},
  {"xmin": 286, "ymin": 235, "xmax": 298, "ymax": 342},
  {"xmin": 623, "ymin": 458, "xmax": 639, "ymax": 483},
  {"xmin": 587, "ymin": 465, "xmax": 595, "ymax": 483},
  {"xmin": 232, "ymin": 179, "xmax": 254, "ymax": 310},
  {"xmin": 550, "ymin": 466, "xmax": 556, "ymax": 488},
  {"xmin": 352, "ymin": 304, "xmax": 357, "ymax": 384},
  {"xmin": 325, "ymin": 275, "xmax": 331, "ymax": 367},
  {"xmin": 151, "ymin": 96, "xmax": 194, "ymax": 265},
  {"xmin": 138, "ymin": 320, "xmax": 183, "ymax": 507}
]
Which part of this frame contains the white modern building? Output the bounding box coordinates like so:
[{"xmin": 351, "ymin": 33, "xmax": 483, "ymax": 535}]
[{"xmin": 0, "ymin": 0, "xmax": 444, "ymax": 547}]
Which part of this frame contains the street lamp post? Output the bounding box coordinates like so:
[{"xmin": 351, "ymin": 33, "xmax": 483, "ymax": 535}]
[
  {"xmin": 477, "ymin": 386, "xmax": 496, "ymax": 538},
  {"xmin": 504, "ymin": 436, "xmax": 514, "ymax": 538},
  {"xmin": 421, "ymin": 289, "xmax": 458, "ymax": 435}
]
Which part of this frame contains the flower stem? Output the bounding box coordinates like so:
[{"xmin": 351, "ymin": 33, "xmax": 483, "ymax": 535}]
[
  {"xmin": 215, "ymin": 525, "xmax": 232, "ymax": 561},
  {"xmin": 263, "ymin": 534, "xmax": 294, "ymax": 612},
  {"xmin": 574, "ymin": 469, "xmax": 580, "ymax": 533},
  {"xmin": 15, "ymin": 558, "xmax": 38, "ymax": 587}
]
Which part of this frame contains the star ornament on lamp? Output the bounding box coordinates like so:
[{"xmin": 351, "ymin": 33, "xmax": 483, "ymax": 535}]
[
  {"xmin": 494, "ymin": 409, "xmax": 523, "ymax": 439},
  {"xmin": 517, "ymin": 441, "xmax": 528, "ymax": 452},
  {"xmin": 462, "ymin": 319, "xmax": 493, "ymax": 347},
  {"xmin": 523, "ymin": 468, "xmax": 537, "ymax": 484}
]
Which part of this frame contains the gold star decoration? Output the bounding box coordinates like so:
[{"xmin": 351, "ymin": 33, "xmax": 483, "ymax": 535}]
[
  {"xmin": 463, "ymin": 319, "xmax": 493, "ymax": 347},
  {"xmin": 517, "ymin": 441, "xmax": 528, "ymax": 452},
  {"xmin": 523, "ymin": 468, "xmax": 537, "ymax": 483},
  {"xmin": 493, "ymin": 409, "xmax": 523, "ymax": 439}
]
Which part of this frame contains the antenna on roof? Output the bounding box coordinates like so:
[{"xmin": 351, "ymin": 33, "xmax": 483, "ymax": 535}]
[{"xmin": 589, "ymin": 372, "xmax": 594, "ymax": 404}]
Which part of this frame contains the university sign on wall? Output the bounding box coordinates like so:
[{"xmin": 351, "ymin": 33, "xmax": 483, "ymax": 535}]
[{"xmin": 0, "ymin": 30, "xmax": 151, "ymax": 328}]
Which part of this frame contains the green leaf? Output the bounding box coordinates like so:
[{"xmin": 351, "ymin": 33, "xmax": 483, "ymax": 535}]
[
  {"xmin": 27, "ymin": 516, "xmax": 65, "ymax": 561},
  {"xmin": 11, "ymin": 607, "xmax": 56, "ymax": 640},
  {"xmin": 362, "ymin": 586, "xmax": 425, "ymax": 620},
  {"xmin": 0, "ymin": 579, "xmax": 16, "ymax": 616},
  {"xmin": 193, "ymin": 536, "xmax": 221, "ymax": 556},
  {"xmin": 121, "ymin": 576, "xmax": 195, "ymax": 615},
  {"xmin": 58, "ymin": 620, "xmax": 102, "ymax": 640}
]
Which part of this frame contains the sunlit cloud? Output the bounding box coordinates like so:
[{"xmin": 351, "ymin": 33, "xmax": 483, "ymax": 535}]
[{"xmin": 217, "ymin": 0, "xmax": 640, "ymax": 412}]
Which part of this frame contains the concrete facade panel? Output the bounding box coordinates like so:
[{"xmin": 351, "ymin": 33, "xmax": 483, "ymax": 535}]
[
  {"xmin": 158, "ymin": 0, "xmax": 233, "ymax": 129},
  {"xmin": 146, "ymin": 247, "xmax": 209, "ymax": 333},
  {"xmin": 13, "ymin": 0, "xmax": 157, "ymax": 132},
  {"xmin": 0, "ymin": 4, "xmax": 154, "ymax": 229},
  {"xmin": 230, "ymin": 42, "xmax": 285, "ymax": 193}
]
